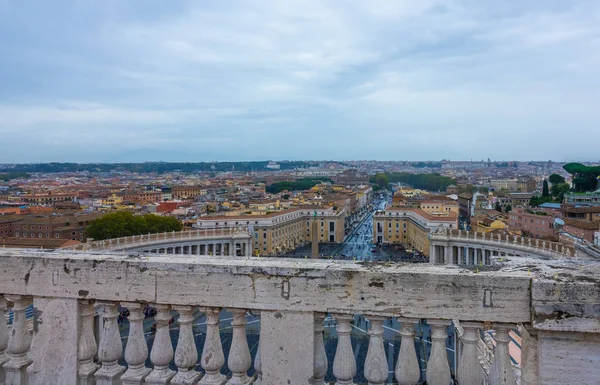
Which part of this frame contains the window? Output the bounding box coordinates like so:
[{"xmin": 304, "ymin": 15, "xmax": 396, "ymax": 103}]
[{"xmin": 15, "ymin": 232, "xmax": 19, "ymax": 237}]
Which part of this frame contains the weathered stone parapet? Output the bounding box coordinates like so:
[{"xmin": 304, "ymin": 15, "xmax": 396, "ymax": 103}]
[
  {"xmin": 532, "ymin": 275, "xmax": 600, "ymax": 333},
  {"xmin": 0, "ymin": 249, "xmax": 599, "ymax": 385},
  {"xmin": 0, "ymin": 250, "xmax": 532, "ymax": 323}
]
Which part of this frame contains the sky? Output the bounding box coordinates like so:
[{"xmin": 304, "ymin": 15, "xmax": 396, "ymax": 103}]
[{"xmin": 1, "ymin": 0, "xmax": 599, "ymax": 163}]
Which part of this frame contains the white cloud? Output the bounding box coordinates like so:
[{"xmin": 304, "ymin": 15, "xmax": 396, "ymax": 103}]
[{"xmin": 0, "ymin": 0, "xmax": 599, "ymax": 161}]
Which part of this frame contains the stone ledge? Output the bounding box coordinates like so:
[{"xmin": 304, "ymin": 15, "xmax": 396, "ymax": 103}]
[{"xmin": 0, "ymin": 250, "xmax": 533, "ymax": 322}]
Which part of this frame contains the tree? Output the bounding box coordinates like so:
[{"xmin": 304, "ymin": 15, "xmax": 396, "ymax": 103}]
[
  {"xmin": 563, "ymin": 163, "xmax": 600, "ymax": 191},
  {"xmin": 84, "ymin": 211, "xmax": 182, "ymax": 240},
  {"xmin": 551, "ymin": 182, "xmax": 571, "ymax": 202},
  {"xmin": 505, "ymin": 204, "xmax": 512, "ymax": 213},
  {"xmin": 375, "ymin": 173, "xmax": 389, "ymax": 189},
  {"xmin": 542, "ymin": 179, "xmax": 549, "ymax": 197},
  {"xmin": 281, "ymin": 193, "xmax": 290, "ymax": 200},
  {"xmin": 494, "ymin": 201, "xmax": 502, "ymax": 212},
  {"xmin": 548, "ymin": 174, "xmax": 565, "ymax": 185},
  {"xmin": 369, "ymin": 172, "xmax": 456, "ymax": 191}
]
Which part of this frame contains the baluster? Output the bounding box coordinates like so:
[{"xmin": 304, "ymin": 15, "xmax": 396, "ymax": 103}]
[
  {"xmin": 394, "ymin": 318, "xmax": 421, "ymax": 385},
  {"xmin": 3, "ymin": 295, "xmax": 32, "ymax": 384},
  {"xmin": 364, "ymin": 316, "xmax": 388, "ymax": 385},
  {"xmin": 457, "ymin": 322, "xmax": 483, "ymax": 385},
  {"xmin": 313, "ymin": 313, "xmax": 328, "ymax": 385},
  {"xmin": 395, "ymin": 318, "xmax": 420, "ymax": 385},
  {"xmin": 489, "ymin": 324, "xmax": 516, "ymax": 385},
  {"xmin": 333, "ymin": 314, "xmax": 356, "ymax": 385},
  {"xmin": 425, "ymin": 319, "xmax": 451, "ymax": 385},
  {"xmin": 254, "ymin": 339, "xmax": 262, "ymax": 385},
  {"xmin": 199, "ymin": 308, "xmax": 227, "ymax": 385},
  {"xmin": 78, "ymin": 300, "xmax": 99, "ymax": 384},
  {"xmin": 226, "ymin": 309, "xmax": 251, "ymax": 385},
  {"xmin": 95, "ymin": 302, "xmax": 126, "ymax": 385},
  {"xmin": 0, "ymin": 295, "xmax": 9, "ymax": 372},
  {"xmin": 146, "ymin": 304, "xmax": 175, "ymax": 384},
  {"xmin": 121, "ymin": 303, "xmax": 151, "ymax": 385},
  {"xmin": 172, "ymin": 305, "xmax": 202, "ymax": 385}
]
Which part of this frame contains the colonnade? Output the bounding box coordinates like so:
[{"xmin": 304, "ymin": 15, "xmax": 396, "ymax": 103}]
[
  {"xmin": 430, "ymin": 244, "xmax": 517, "ymax": 266},
  {"xmin": 140, "ymin": 241, "xmax": 249, "ymax": 257}
]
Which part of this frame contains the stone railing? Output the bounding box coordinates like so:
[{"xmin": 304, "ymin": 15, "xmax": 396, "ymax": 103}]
[
  {"xmin": 429, "ymin": 229, "xmax": 577, "ymax": 263},
  {"xmin": 61, "ymin": 227, "xmax": 252, "ymax": 252},
  {"xmin": 0, "ymin": 249, "xmax": 599, "ymax": 384}
]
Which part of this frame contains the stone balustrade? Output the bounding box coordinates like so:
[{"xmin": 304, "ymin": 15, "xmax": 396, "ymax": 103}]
[
  {"xmin": 428, "ymin": 229, "xmax": 578, "ymax": 265},
  {"xmin": 60, "ymin": 228, "xmax": 253, "ymax": 257},
  {"xmin": 0, "ymin": 249, "xmax": 599, "ymax": 384}
]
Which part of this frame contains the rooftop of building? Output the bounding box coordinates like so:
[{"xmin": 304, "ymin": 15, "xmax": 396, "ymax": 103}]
[
  {"xmin": 538, "ymin": 202, "xmax": 562, "ymax": 209},
  {"xmin": 563, "ymin": 218, "xmax": 600, "ymax": 230},
  {"xmin": 378, "ymin": 207, "xmax": 458, "ymax": 222}
]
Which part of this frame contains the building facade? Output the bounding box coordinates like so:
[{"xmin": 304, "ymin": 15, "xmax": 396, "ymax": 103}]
[
  {"xmin": 373, "ymin": 207, "xmax": 458, "ymax": 256},
  {"xmin": 195, "ymin": 207, "xmax": 346, "ymax": 256}
]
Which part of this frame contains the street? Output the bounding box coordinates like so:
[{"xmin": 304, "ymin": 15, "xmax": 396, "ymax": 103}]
[{"xmin": 286, "ymin": 193, "xmax": 420, "ymax": 262}]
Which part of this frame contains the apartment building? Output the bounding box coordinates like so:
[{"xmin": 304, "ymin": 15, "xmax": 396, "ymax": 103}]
[
  {"xmin": 373, "ymin": 207, "xmax": 458, "ymax": 256},
  {"xmin": 564, "ymin": 191, "xmax": 600, "ymax": 206},
  {"xmin": 20, "ymin": 192, "xmax": 78, "ymax": 204},
  {"xmin": 172, "ymin": 185, "xmax": 206, "ymax": 199},
  {"xmin": 2, "ymin": 212, "xmax": 104, "ymax": 248},
  {"xmin": 508, "ymin": 207, "xmax": 557, "ymax": 240},
  {"xmin": 195, "ymin": 207, "xmax": 346, "ymax": 255}
]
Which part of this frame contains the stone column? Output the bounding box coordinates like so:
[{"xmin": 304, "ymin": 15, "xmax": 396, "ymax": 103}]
[
  {"xmin": 457, "ymin": 322, "xmax": 483, "ymax": 385},
  {"xmin": 519, "ymin": 325, "xmax": 538, "ymax": 385},
  {"xmin": 0, "ymin": 296, "xmax": 8, "ymax": 384},
  {"xmin": 332, "ymin": 314, "xmax": 356, "ymax": 385},
  {"xmin": 444, "ymin": 245, "xmax": 452, "ymax": 265},
  {"xmin": 78, "ymin": 300, "xmax": 99, "ymax": 385},
  {"xmin": 28, "ymin": 297, "xmax": 81, "ymax": 384},
  {"xmin": 254, "ymin": 339, "xmax": 262, "ymax": 385},
  {"xmin": 261, "ymin": 310, "xmax": 314, "ymax": 385},
  {"xmin": 95, "ymin": 302, "xmax": 126, "ymax": 385},
  {"xmin": 364, "ymin": 316, "xmax": 388, "ymax": 385},
  {"xmin": 121, "ymin": 303, "xmax": 151, "ymax": 385},
  {"xmin": 3, "ymin": 295, "xmax": 32, "ymax": 385},
  {"xmin": 172, "ymin": 306, "xmax": 201, "ymax": 385},
  {"xmin": 313, "ymin": 313, "xmax": 328, "ymax": 385},
  {"xmin": 395, "ymin": 318, "xmax": 420, "ymax": 385},
  {"xmin": 226, "ymin": 309, "xmax": 251, "ymax": 385},
  {"xmin": 429, "ymin": 244, "xmax": 437, "ymax": 264},
  {"xmin": 425, "ymin": 319, "xmax": 451, "ymax": 385},
  {"xmin": 146, "ymin": 304, "xmax": 175, "ymax": 384},
  {"xmin": 199, "ymin": 308, "xmax": 226, "ymax": 385},
  {"xmin": 489, "ymin": 323, "xmax": 516, "ymax": 385}
]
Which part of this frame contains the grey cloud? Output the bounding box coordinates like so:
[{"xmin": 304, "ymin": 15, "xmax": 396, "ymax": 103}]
[{"xmin": 0, "ymin": 0, "xmax": 599, "ymax": 162}]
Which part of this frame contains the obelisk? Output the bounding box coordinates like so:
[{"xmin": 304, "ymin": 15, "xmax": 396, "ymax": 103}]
[{"xmin": 311, "ymin": 210, "xmax": 319, "ymax": 258}]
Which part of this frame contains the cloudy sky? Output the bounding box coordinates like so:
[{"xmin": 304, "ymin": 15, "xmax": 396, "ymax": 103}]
[{"xmin": 1, "ymin": 0, "xmax": 599, "ymax": 163}]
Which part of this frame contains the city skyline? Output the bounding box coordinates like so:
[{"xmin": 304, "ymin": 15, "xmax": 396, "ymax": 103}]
[{"xmin": 1, "ymin": 0, "xmax": 600, "ymax": 163}]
